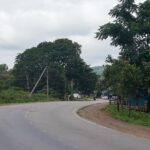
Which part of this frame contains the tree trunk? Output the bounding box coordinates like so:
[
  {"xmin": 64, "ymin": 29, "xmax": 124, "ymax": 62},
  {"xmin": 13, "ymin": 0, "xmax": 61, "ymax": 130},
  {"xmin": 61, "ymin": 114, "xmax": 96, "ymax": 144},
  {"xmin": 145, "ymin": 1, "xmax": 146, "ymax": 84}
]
[
  {"xmin": 25, "ymin": 74, "xmax": 30, "ymax": 92},
  {"xmin": 117, "ymin": 97, "xmax": 120, "ymax": 112},
  {"xmin": 128, "ymin": 103, "xmax": 131, "ymax": 117},
  {"xmin": 145, "ymin": 99, "xmax": 150, "ymax": 112}
]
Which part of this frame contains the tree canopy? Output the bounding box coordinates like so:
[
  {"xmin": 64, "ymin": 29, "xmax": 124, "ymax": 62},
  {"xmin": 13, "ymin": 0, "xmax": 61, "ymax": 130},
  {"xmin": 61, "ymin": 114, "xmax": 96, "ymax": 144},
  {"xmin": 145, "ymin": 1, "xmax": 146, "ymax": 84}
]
[
  {"xmin": 13, "ymin": 38, "xmax": 97, "ymax": 98},
  {"xmin": 0, "ymin": 64, "xmax": 13, "ymax": 91},
  {"xmin": 96, "ymin": 0, "xmax": 150, "ymax": 64},
  {"xmin": 0, "ymin": 64, "xmax": 8, "ymax": 72},
  {"xmin": 96, "ymin": 0, "xmax": 150, "ymax": 109}
]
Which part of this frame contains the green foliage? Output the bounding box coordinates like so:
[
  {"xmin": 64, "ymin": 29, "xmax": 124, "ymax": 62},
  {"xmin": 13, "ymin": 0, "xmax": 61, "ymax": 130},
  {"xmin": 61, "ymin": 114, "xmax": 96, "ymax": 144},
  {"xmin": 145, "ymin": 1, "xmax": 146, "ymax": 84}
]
[
  {"xmin": 103, "ymin": 59, "xmax": 143, "ymax": 97},
  {"xmin": 96, "ymin": 0, "xmax": 150, "ymax": 64},
  {"xmin": 13, "ymin": 38, "xmax": 97, "ymax": 98},
  {"xmin": 105, "ymin": 105, "xmax": 150, "ymax": 126},
  {"xmin": 0, "ymin": 70, "xmax": 14, "ymax": 91},
  {"xmin": 95, "ymin": 77, "xmax": 105, "ymax": 97},
  {"xmin": 0, "ymin": 89, "xmax": 59, "ymax": 104},
  {"xmin": 0, "ymin": 64, "xmax": 8, "ymax": 72},
  {"xmin": 39, "ymin": 86, "xmax": 62, "ymax": 98},
  {"xmin": 96, "ymin": 0, "xmax": 150, "ymax": 103}
]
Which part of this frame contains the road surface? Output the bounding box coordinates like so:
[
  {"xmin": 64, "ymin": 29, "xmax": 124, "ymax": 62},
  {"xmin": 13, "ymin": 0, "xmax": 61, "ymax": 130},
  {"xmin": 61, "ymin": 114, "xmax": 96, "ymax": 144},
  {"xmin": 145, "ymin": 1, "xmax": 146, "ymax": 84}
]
[{"xmin": 0, "ymin": 100, "xmax": 149, "ymax": 150}]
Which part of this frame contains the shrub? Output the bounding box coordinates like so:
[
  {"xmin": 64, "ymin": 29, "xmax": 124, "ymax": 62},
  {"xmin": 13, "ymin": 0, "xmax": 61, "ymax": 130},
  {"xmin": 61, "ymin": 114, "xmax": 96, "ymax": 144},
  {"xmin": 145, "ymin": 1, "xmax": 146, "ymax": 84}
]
[{"xmin": 0, "ymin": 89, "xmax": 60, "ymax": 104}]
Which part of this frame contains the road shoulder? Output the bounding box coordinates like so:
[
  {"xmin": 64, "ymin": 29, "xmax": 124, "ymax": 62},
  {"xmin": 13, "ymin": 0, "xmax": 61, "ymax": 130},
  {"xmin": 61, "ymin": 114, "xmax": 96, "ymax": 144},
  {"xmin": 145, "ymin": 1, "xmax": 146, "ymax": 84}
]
[{"xmin": 78, "ymin": 103, "xmax": 150, "ymax": 140}]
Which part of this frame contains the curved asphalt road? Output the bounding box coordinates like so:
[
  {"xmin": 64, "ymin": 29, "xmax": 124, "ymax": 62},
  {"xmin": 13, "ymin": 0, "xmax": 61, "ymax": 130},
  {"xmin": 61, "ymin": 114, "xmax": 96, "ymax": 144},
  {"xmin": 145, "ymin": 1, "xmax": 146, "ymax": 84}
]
[{"xmin": 0, "ymin": 100, "xmax": 149, "ymax": 150}]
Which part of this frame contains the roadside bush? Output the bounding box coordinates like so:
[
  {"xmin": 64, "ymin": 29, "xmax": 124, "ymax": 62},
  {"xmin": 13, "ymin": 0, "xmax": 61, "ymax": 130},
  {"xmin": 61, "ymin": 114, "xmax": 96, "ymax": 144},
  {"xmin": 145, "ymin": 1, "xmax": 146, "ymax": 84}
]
[
  {"xmin": 105, "ymin": 105, "xmax": 150, "ymax": 126},
  {"xmin": 0, "ymin": 89, "xmax": 59, "ymax": 104}
]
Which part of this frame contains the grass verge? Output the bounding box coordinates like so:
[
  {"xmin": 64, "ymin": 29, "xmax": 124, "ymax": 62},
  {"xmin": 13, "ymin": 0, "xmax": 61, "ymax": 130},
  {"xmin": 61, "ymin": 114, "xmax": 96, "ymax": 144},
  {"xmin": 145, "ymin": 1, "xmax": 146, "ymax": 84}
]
[
  {"xmin": 0, "ymin": 89, "xmax": 60, "ymax": 104},
  {"xmin": 105, "ymin": 105, "xmax": 150, "ymax": 126}
]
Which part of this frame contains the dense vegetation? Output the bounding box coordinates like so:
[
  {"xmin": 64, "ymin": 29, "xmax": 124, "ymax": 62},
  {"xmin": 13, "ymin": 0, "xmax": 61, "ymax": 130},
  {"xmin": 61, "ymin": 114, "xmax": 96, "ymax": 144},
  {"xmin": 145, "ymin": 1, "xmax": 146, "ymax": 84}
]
[
  {"xmin": 0, "ymin": 0, "xmax": 149, "ymax": 109},
  {"xmin": 96, "ymin": 0, "xmax": 150, "ymax": 112},
  {"xmin": 0, "ymin": 88, "xmax": 58, "ymax": 104},
  {"xmin": 105, "ymin": 105, "xmax": 150, "ymax": 126},
  {"xmin": 13, "ymin": 39, "xmax": 97, "ymax": 98},
  {"xmin": 0, "ymin": 39, "xmax": 98, "ymax": 103}
]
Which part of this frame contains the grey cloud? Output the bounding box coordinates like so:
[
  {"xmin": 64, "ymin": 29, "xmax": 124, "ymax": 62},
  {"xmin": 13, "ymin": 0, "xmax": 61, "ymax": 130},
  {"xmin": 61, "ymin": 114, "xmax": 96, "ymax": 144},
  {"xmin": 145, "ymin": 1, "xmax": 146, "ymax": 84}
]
[
  {"xmin": 0, "ymin": 0, "xmax": 143, "ymax": 68},
  {"xmin": 0, "ymin": 0, "xmax": 112, "ymax": 50}
]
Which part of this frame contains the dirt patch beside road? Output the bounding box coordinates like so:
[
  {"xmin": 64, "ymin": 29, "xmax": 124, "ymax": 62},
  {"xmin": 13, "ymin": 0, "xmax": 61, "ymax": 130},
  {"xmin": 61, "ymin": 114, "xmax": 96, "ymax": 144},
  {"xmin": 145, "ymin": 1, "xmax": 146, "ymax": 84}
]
[{"xmin": 78, "ymin": 103, "xmax": 150, "ymax": 140}]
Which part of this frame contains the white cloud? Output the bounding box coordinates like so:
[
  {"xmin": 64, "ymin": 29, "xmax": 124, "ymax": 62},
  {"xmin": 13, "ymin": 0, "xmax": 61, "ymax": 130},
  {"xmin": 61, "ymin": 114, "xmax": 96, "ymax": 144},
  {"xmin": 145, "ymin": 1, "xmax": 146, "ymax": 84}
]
[{"xmin": 0, "ymin": 0, "xmax": 143, "ymax": 68}]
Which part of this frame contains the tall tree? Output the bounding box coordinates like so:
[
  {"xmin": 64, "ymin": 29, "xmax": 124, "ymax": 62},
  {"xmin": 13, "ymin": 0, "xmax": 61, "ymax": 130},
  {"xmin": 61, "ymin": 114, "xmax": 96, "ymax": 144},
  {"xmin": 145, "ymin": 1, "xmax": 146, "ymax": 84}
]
[
  {"xmin": 0, "ymin": 64, "xmax": 13, "ymax": 91},
  {"xmin": 0, "ymin": 64, "xmax": 8, "ymax": 72},
  {"xmin": 96, "ymin": 0, "xmax": 150, "ymax": 64},
  {"xmin": 96, "ymin": 0, "xmax": 150, "ymax": 103},
  {"xmin": 13, "ymin": 39, "xmax": 97, "ymax": 98}
]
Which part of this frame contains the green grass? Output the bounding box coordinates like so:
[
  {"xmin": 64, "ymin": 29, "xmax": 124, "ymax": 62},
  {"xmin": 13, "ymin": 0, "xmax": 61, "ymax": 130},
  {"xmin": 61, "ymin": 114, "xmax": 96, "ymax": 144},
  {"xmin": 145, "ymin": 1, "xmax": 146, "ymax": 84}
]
[
  {"xmin": 0, "ymin": 88, "xmax": 60, "ymax": 104},
  {"xmin": 105, "ymin": 105, "xmax": 150, "ymax": 126}
]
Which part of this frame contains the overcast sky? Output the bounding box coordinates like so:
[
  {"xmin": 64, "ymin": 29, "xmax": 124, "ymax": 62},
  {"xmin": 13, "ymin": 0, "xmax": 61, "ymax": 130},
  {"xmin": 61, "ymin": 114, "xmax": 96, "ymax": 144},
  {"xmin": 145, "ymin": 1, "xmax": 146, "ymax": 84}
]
[{"xmin": 0, "ymin": 0, "xmax": 143, "ymax": 68}]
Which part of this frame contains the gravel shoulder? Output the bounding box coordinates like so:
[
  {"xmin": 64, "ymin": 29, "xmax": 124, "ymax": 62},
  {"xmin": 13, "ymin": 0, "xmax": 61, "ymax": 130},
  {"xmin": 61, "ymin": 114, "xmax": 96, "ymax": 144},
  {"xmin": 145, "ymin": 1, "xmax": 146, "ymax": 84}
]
[{"xmin": 78, "ymin": 103, "xmax": 150, "ymax": 140}]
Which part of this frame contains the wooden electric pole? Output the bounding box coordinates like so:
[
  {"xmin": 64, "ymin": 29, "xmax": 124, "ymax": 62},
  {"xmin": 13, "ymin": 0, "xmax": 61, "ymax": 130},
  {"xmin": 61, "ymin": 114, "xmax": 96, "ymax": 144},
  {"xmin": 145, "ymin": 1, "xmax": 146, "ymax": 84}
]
[
  {"xmin": 46, "ymin": 66, "xmax": 49, "ymax": 100},
  {"xmin": 29, "ymin": 66, "xmax": 47, "ymax": 97}
]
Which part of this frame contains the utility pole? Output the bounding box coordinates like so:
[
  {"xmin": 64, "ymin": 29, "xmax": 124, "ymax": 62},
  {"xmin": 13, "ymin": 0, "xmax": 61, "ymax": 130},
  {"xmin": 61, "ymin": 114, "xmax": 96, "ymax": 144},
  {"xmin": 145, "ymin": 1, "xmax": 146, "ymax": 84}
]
[
  {"xmin": 46, "ymin": 66, "xmax": 49, "ymax": 100},
  {"xmin": 25, "ymin": 73, "xmax": 30, "ymax": 92},
  {"xmin": 29, "ymin": 66, "xmax": 47, "ymax": 97},
  {"xmin": 70, "ymin": 79, "xmax": 74, "ymax": 100}
]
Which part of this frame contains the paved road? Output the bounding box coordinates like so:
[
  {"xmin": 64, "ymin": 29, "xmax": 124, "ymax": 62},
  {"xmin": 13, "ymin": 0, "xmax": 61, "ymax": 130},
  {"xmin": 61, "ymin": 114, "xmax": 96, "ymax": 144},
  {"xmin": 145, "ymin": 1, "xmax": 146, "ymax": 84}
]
[{"xmin": 0, "ymin": 100, "xmax": 149, "ymax": 150}]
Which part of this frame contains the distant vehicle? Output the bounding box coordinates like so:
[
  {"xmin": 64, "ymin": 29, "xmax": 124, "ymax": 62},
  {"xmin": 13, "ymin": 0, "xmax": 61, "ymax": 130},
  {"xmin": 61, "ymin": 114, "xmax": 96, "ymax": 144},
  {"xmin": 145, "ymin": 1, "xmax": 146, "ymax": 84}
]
[
  {"xmin": 73, "ymin": 93, "xmax": 81, "ymax": 99},
  {"xmin": 101, "ymin": 90, "xmax": 108, "ymax": 99},
  {"xmin": 101, "ymin": 96, "xmax": 108, "ymax": 99}
]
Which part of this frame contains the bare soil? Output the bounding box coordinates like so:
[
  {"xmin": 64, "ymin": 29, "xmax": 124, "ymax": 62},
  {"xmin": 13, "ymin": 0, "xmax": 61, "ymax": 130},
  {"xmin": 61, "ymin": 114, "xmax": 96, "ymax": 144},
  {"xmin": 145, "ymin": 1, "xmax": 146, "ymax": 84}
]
[{"xmin": 78, "ymin": 103, "xmax": 150, "ymax": 140}]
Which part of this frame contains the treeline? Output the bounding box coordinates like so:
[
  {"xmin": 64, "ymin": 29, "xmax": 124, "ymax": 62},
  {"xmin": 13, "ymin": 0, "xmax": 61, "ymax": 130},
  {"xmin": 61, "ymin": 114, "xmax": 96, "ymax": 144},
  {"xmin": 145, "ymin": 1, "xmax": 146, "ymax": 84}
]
[
  {"xmin": 0, "ymin": 39, "xmax": 97, "ymax": 102},
  {"xmin": 96, "ymin": 0, "xmax": 150, "ymax": 111}
]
